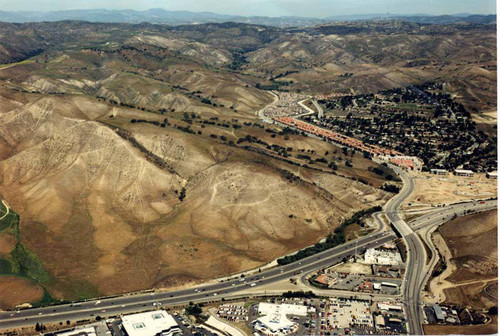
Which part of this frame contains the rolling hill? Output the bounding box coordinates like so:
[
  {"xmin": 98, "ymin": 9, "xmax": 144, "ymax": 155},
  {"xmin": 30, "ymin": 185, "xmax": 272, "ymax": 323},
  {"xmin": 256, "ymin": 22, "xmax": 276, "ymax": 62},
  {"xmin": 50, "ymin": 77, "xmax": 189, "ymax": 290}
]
[{"xmin": 0, "ymin": 19, "xmax": 495, "ymax": 302}]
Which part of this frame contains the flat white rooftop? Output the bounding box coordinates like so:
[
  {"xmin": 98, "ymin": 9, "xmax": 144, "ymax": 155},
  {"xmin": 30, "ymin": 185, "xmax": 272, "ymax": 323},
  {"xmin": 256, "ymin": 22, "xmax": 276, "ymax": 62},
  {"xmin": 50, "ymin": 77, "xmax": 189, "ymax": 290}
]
[
  {"xmin": 57, "ymin": 327, "xmax": 97, "ymax": 336},
  {"xmin": 454, "ymin": 169, "xmax": 474, "ymax": 174},
  {"xmin": 377, "ymin": 303, "xmax": 403, "ymax": 311},
  {"xmin": 257, "ymin": 303, "xmax": 307, "ymax": 332},
  {"xmin": 122, "ymin": 311, "xmax": 179, "ymax": 336}
]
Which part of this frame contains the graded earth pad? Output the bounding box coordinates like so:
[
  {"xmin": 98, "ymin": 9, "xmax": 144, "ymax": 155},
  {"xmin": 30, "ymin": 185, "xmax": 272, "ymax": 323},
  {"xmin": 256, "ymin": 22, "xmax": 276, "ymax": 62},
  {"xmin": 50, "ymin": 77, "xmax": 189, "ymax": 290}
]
[
  {"xmin": 407, "ymin": 172, "xmax": 497, "ymax": 206},
  {"xmin": 429, "ymin": 210, "xmax": 498, "ymax": 311},
  {"xmin": 423, "ymin": 315, "xmax": 497, "ymax": 335}
]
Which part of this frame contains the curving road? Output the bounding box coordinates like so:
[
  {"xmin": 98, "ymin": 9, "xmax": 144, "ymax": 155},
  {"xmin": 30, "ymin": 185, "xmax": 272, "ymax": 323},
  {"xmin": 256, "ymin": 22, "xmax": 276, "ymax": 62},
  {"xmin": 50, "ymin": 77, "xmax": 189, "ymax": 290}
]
[
  {"xmin": 0, "ymin": 200, "xmax": 10, "ymax": 222},
  {"xmin": 411, "ymin": 199, "xmax": 497, "ymax": 231},
  {"xmin": 383, "ymin": 165, "xmax": 425, "ymax": 335},
  {"xmin": 382, "ymin": 165, "xmax": 497, "ymax": 335},
  {"xmin": 311, "ymin": 99, "xmax": 324, "ymax": 119},
  {"xmin": 412, "ymin": 199, "xmax": 497, "ymax": 313}
]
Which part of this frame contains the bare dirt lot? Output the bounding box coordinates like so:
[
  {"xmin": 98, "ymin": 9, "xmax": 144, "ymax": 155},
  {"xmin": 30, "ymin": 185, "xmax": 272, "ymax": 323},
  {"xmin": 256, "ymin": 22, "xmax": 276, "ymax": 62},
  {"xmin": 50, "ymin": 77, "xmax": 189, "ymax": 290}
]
[
  {"xmin": 407, "ymin": 173, "xmax": 497, "ymax": 207},
  {"xmin": 441, "ymin": 210, "xmax": 497, "ymax": 279},
  {"xmin": 429, "ymin": 210, "xmax": 498, "ymax": 310},
  {"xmin": 0, "ymin": 276, "xmax": 44, "ymax": 309},
  {"xmin": 330, "ymin": 262, "xmax": 372, "ymax": 275},
  {"xmin": 443, "ymin": 280, "xmax": 497, "ymax": 310},
  {"xmin": 424, "ymin": 315, "xmax": 497, "ymax": 335}
]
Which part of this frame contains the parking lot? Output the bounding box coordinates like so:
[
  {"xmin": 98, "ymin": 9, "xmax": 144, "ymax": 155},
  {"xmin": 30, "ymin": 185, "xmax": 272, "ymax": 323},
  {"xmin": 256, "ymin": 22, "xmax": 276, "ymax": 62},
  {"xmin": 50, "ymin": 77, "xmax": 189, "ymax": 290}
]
[{"xmin": 313, "ymin": 272, "xmax": 401, "ymax": 295}]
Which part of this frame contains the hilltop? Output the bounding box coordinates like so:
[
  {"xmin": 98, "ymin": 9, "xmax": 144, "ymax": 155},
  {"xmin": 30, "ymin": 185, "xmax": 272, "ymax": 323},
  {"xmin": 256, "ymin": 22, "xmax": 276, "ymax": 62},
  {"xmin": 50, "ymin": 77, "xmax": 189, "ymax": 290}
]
[
  {"xmin": 0, "ymin": 9, "xmax": 495, "ymax": 26},
  {"xmin": 0, "ymin": 19, "xmax": 496, "ymax": 301}
]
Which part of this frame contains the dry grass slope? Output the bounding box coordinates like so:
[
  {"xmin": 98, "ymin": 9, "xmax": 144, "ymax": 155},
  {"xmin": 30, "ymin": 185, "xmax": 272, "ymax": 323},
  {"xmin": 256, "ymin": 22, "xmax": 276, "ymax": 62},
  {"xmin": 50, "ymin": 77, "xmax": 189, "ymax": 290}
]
[{"xmin": 0, "ymin": 91, "xmax": 389, "ymax": 299}]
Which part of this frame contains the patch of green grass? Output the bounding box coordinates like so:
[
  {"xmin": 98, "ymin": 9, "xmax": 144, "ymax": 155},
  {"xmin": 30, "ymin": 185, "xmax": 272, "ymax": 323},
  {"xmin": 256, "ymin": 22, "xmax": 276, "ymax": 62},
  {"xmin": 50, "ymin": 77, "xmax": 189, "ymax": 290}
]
[
  {"xmin": 63, "ymin": 280, "xmax": 100, "ymax": 301},
  {"xmin": 0, "ymin": 206, "xmax": 51, "ymax": 284},
  {"xmin": 10, "ymin": 243, "xmax": 50, "ymax": 283},
  {"xmin": 0, "ymin": 212, "xmax": 19, "ymax": 234},
  {"xmin": 243, "ymin": 300, "xmax": 259, "ymax": 309},
  {"xmin": 0, "ymin": 59, "xmax": 35, "ymax": 69},
  {"xmin": 0, "ymin": 258, "xmax": 13, "ymax": 274},
  {"xmin": 32, "ymin": 288, "xmax": 57, "ymax": 307},
  {"xmin": 394, "ymin": 103, "xmax": 433, "ymax": 112}
]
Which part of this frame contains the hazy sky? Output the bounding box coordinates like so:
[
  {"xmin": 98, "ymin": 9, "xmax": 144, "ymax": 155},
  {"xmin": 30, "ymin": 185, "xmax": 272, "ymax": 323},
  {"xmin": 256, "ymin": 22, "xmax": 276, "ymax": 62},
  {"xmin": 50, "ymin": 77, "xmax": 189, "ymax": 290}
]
[{"xmin": 0, "ymin": 0, "xmax": 496, "ymax": 17}]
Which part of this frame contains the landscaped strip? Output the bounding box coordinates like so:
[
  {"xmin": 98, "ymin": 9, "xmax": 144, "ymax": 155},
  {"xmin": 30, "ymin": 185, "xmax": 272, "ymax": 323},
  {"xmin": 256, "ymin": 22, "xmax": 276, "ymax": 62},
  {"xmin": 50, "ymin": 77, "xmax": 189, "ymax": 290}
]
[{"xmin": 277, "ymin": 206, "xmax": 382, "ymax": 265}]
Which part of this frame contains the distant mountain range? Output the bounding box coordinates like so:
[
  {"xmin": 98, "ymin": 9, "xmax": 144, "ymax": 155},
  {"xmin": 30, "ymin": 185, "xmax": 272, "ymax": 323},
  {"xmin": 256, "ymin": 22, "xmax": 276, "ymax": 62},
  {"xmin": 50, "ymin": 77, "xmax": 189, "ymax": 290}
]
[{"xmin": 0, "ymin": 9, "xmax": 496, "ymax": 26}]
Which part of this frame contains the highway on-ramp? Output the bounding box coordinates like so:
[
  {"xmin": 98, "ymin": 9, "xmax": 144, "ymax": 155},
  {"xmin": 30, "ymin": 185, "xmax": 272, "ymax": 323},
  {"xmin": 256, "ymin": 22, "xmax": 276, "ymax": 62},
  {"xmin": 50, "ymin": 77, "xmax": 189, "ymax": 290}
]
[
  {"xmin": 411, "ymin": 199, "xmax": 497, "ymax": 315},
  {"xmin": 410, "ymin": 199, "xmax": 497, "ymax": 231}
]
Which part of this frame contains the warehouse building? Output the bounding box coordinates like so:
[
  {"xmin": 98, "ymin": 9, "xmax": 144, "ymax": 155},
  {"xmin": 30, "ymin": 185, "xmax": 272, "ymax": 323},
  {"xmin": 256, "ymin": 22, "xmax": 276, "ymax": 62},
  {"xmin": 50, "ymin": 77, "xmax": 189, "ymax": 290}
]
[
  {"xmin": 486, "ymin": 171, "xmax": 498, "ymax": 179},
  {"xmin": 121, "ymin": 311, "xmax": 181, "ymax": 336},
  {"xmin": 454, "ymin": 169, "xmax": 474, "ymax": 177},
  {"xmin": 253, "ymin": 303, "xmax": 307, "ymax": 335},
  {"xmin": 433, "ymin": 305, "xmax": 445, "ymax": 322},
  {"xmin": 430, "ymin": 169, "xmax": 447, "ymax": 175}
]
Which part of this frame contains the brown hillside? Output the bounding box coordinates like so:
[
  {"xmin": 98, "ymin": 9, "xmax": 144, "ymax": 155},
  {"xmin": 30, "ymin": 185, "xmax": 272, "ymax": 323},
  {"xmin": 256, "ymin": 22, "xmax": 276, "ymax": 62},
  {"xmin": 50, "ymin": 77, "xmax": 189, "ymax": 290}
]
[{"xmin": 0, "ymin": 92, "xmax": 389, "ymax": 298}]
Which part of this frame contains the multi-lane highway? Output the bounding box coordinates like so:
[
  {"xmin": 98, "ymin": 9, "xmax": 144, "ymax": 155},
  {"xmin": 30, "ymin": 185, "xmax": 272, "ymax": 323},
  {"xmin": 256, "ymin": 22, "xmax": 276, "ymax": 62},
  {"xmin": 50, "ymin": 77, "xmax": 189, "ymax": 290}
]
[
  {"xmin": 410, "ymin": 199, "xmax": 497, "ymax": 314},
  {"xmin": 0, "ymin": 229, "xmax": 395, "ymax": 329},
  {"xmin": 410, "ymin": 199, "xmax": 497, "ymax": 231},
  {"xmin": 383, "ymin": 165, "xmax": 426, "ymax": 335}
]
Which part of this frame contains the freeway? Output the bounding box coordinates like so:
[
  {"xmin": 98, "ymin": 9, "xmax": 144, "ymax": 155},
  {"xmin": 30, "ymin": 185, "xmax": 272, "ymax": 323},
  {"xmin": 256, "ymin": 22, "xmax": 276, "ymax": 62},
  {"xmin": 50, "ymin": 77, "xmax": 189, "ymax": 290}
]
[
  {"xmin": 384, "ymin": 165, "xmax": 497, "ymax": 335},
  {"xmin": 0, "ymin": 229, "xmax": 395, "ymax": 329},
  {"xmin": 383, "ymin": 165, "xmax": 425, "ymax": 335},
  {"xmin": 410, "ymin": 199, "xmax": 497, "ymax": 231}
]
